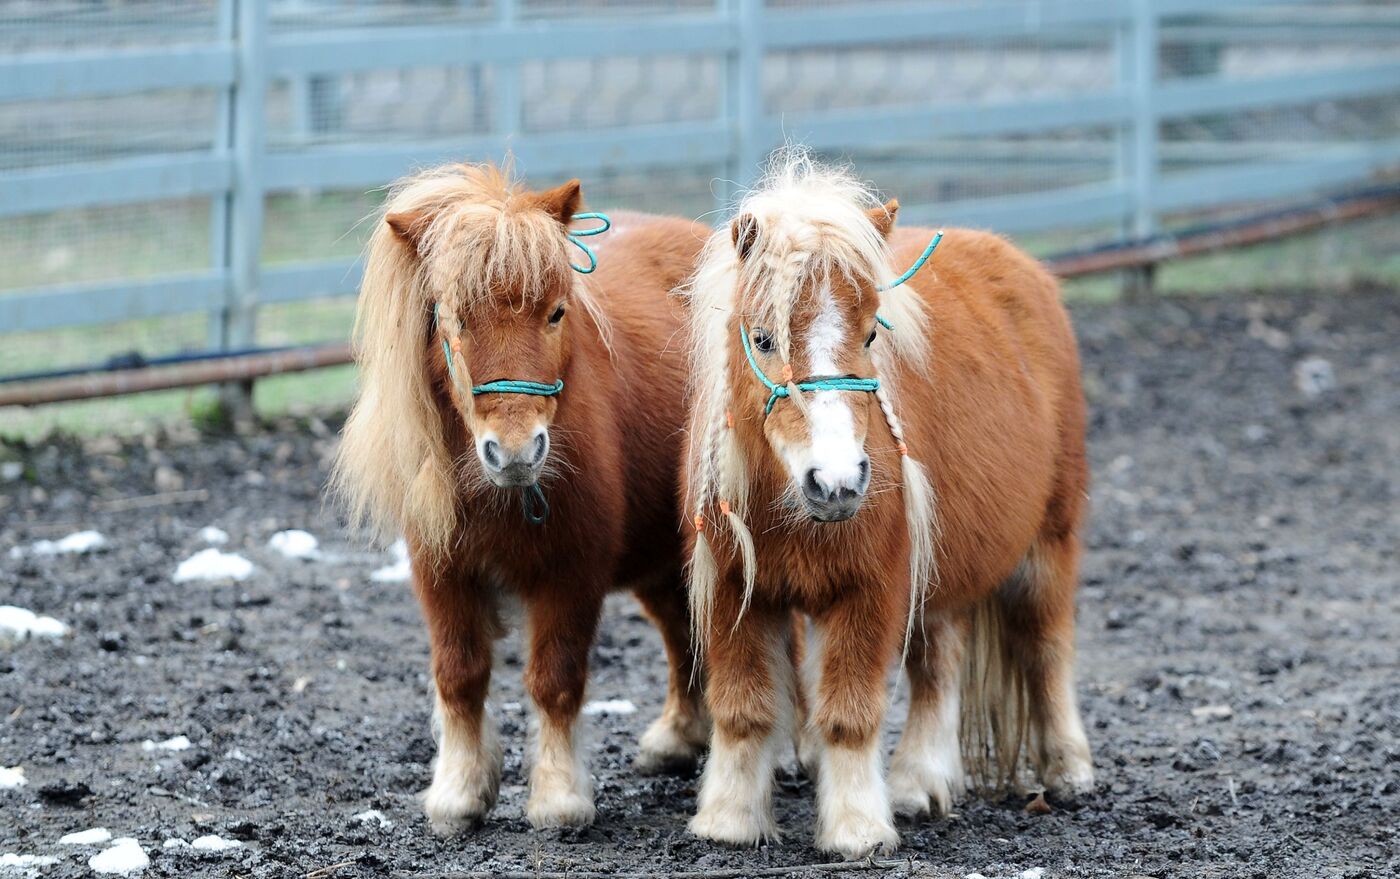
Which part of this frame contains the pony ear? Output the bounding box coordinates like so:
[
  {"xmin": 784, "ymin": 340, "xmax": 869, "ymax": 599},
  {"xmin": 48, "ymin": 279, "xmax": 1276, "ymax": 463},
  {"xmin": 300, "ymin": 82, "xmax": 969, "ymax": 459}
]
[
  {"xmin": 385, "ymin": 208, "xmax": 433, "ymax": 249},
  {"xmin": 730, "ymin": 213, "xmax": 760, "ymax": 260},
  {"xmin": 530, "ymin": 178, "xmax": 584, "ymax": 226},
  {"xmin": 866, "ymin": 199, "xmax": 899, "ymax": 239}
]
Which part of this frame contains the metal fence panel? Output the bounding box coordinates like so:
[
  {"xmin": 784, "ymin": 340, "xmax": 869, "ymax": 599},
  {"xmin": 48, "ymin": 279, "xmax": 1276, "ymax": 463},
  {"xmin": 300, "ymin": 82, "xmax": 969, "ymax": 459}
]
[{"xmin": 1, "ymin": 0, "xmax": 1398, "ymax": 383}]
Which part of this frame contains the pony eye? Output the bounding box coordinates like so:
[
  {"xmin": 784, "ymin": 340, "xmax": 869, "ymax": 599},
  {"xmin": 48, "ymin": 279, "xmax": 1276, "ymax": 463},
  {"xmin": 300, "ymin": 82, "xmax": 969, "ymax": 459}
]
[
  {"xmin": 865, "ymin": 329, "xmax": 877, "ymax": 347},
  {"xmin": 753, "ymin": 328, "xmax": 775, "ymax": 354},
  {"xmin": 548, "ymin": 304, "xmax": 566, "ymax": 324}
]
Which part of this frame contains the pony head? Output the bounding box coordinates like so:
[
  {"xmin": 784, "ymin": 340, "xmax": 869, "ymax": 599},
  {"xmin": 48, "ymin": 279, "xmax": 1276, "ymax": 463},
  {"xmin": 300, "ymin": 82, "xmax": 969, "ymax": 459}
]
[
  {"xmin": 728, "ymin": 196, "xmax": 898, "ymax": 521},
  {"xmin": 333, "ymin": 161, "xmax": 607, "ymax": 553},
  {"xmin": 683, "ymin": 147, "xmax": 936, "ymax": 639}
]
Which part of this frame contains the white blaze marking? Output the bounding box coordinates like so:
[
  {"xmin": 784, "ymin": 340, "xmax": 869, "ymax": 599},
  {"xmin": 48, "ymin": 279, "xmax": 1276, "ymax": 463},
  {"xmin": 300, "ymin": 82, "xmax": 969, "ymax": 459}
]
[{"xmin": 801, "ymin": 284, "xmax": 864, "ymax": 493}]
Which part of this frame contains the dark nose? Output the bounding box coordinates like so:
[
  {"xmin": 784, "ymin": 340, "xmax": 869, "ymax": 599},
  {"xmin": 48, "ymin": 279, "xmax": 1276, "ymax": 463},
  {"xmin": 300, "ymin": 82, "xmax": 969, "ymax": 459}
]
[
  {"xmin": 480, "ymin": 431, "xmax": 549, "ymax": 485},
  {"xmin": 800, "ymin": 457, "xmax": 870, "ymax": 521}
]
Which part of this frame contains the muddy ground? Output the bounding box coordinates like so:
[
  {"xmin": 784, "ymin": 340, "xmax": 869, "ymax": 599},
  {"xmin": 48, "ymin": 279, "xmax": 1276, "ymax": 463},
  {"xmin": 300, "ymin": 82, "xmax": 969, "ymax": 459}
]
[{"xmin": 2, "ymin": 289, "xmax": 1397, "ymax": 879}]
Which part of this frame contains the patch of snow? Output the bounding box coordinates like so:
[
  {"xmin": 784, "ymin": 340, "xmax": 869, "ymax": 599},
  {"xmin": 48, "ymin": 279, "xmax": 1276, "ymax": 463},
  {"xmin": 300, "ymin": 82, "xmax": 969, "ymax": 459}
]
[
  {"xmin": 1, "ymin": 462, "xmax": 22, "ymax": 482},
  {"xmin": 370, "ymin": 539, "xmax": 410, "ymax": 583},
  {"xmin": 141, "ymin": 736, "xmax": 191, "ymax": 753},
  {"xmin": 160, "ymin": 840, "xmax": 188, "ymax": 851},
  {"xmin": 268, "ymin": 530, "xmax": 319, "ymax": 560},
  {"xmin": 1294, "ymin": 356, "xmax": 1335, "ymax": 399},
  {"xmin": 0, "ymin": 766, "xmax": 26, "ymax": 789},
  {"xmin": 0, "ymin": 607, "xmax": 69, "ymax": 643},
  {"xmin": 581, "ymin": 699, "xmax": 636, "ymax": 716},
  {"xmin": 59, "ymin": 828, "xmax": 111, "ymax": 845},
  {"xmin": 1019, "ymin": 870, "xmax": 1046, "ymax": 879},
  {"xmin": 964, "ymin": 874, "xmax": 990, "ymax": 879},
  {"xmin": 173, "ymin": 549, "xmax": 253, "ymax": 583},
  {"xmin": 198, "ymin": 527, "xmax": 229, "ymax": 545},
  {"xmin": 88, "ymin": 838, "xmax": 147, "ymax": 874},
  {"xmin": 0, "ymin": 853, "xmax": 61, "ymax": 869},
  {"xmin": 9, "ymin": 531, "xmax": 106, "ymax": 560},
  {"xmin": 189, "ymin": 835, "xmax": 240, "ymax": 852},
  {"xmin": 352, "ymin": 809, "xmax": 392, "ymax": 828}
]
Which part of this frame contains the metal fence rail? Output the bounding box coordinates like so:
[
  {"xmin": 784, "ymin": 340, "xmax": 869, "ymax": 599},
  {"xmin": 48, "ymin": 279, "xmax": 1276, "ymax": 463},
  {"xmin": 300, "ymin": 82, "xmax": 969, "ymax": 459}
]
[{"xmin": 1, "ymin": 0, "xmax": 1398, "ymax": 355}]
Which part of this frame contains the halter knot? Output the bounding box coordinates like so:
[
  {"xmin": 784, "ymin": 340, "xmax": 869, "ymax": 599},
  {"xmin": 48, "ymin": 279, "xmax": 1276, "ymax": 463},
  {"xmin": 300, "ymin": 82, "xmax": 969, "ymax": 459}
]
[{"xmin": 739, "ymin": 323, "xmax": 881, "ymax": 416}]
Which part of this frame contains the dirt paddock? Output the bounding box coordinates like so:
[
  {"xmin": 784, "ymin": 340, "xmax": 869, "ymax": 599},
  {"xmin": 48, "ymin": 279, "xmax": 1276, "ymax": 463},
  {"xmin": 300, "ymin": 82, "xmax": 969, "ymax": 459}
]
[{"xmin": 2, "ymin": 289, "xmax": 1397, "ymax": 878}]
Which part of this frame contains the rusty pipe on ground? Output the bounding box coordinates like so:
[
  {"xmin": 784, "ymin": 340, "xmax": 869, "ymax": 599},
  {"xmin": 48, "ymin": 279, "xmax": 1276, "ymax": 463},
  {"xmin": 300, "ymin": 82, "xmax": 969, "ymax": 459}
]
[{"xmin": 2, "ymin": 186, "xmax": 1398, "ymax": 408}]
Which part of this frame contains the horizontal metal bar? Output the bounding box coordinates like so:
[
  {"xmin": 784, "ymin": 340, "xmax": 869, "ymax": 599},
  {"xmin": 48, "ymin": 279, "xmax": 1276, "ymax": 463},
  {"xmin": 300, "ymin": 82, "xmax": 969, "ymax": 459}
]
[
  {"xmin": 763, "ymin": 0, "xmax": 1126, "ymax": 49},
  {"xmin": 775, "ymin": 94, "xmax": 1131, "ymax": 150},
  {"xmin": 0, "ymin": 342, "xmax": 352, "ymax": 407},
  {"xmin": 1154, "ymin": 0, "xmax": 1320, "ymax": 15},
  {"xmin": 0, "ymin": 272, "xmax": 227, "ymax": 334},
  {"xmin": 899, "ymin": 182, "xmax": 1131, "ymax": 233},
  {"xmin": 1154, "ymin": 140, "xmax": 1400, "ymax": 213},
  {"xmin": 0, "ymin": 44, "xmax": 236, "ymax": 103},
  {"xmin": 267, "ymin": 16, "xmax": 734, "ymax": 75},
  {"xmin": 1154, "ymin": 63, "xmax": 1400, "ymax": 120},
  {"xmin": 262, "ymin": 121, "xmax": 731, "ymax": 191},
  {"xmin": 263, "ymin": 261, "xmax": 363, "ymax": 303},
  {"xmin": 0, "ymin": 155, "xmax": 234, "ymax": 217}
]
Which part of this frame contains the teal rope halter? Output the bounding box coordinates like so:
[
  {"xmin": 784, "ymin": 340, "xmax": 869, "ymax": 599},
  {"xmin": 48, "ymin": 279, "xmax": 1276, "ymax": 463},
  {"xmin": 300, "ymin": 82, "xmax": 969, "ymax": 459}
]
[
  {"xmin": 739, "ymin": 323, "xmax": 881, "ymax": 416},
  {"xmin": 566, "ymin": 212, "xmax": 611, "ymax": 274},
  {"xmin": 873, "ymin": 229, "xmax": 944, "ymax": 332},
  {"xmin": 470, "ymin": 378, "xmax": 564, "ymax": 396}
]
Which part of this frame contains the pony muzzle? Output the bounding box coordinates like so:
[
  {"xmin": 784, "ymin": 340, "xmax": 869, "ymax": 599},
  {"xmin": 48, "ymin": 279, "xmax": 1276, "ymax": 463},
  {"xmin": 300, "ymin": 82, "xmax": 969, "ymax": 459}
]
[
  {"xmin": 799, "ymin": 455, "xmax": 870, "ymax": 522},
  {"xmin": 478, "ymin": 427, "xmax": 549, "ymax": 488}
]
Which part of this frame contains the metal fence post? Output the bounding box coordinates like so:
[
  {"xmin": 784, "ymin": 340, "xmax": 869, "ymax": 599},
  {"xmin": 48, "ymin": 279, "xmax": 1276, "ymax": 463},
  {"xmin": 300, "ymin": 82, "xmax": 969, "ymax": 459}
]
[
  {"xmin": 720, "ymin": 0, "xmax": 763, "ymax": 214},
  {"xmin": 220, "ymin": 0, "xmax": 268, "ymax": 420},
  {"xmin": 1116, "ymin": 0, "xmax": 1159, "ymax": 301},
  {"xmin": 496, "ymin": 0, "xmax": 523, "ymax": 152}
]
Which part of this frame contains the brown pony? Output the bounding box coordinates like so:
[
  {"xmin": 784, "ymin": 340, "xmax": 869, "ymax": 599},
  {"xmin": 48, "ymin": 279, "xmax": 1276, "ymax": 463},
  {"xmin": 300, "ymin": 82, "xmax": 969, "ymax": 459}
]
[
  {"xmin": 681, "ymin": 150, "xmax": 1094, "ymax": 858},
  {"xmin": 331, "ymin": 161, "xmax": 712, "ymax": 832}
]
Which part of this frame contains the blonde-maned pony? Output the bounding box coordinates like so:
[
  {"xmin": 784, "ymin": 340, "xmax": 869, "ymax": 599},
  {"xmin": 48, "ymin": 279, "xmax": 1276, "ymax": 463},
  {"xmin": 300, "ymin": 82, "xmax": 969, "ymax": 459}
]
[
  {"xmin": 332, "ymin": 160, "xmax": 714, "ymax": 833},
  {"xmin": 679, "ymin": 148, "xmax": 1094, "ymax": 858}
]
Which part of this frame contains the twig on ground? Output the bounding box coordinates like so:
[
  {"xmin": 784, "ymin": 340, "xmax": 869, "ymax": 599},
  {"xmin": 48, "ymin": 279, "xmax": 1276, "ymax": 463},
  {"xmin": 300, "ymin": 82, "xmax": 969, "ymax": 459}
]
[
  {"xmin": 95, "ymin": 488, "xmax": 209, "ymax": 512},
  {"xmin": 306, "ymin": 861, "xmax": 358, "ymax": 879},
  {"xmin": 397, "ymin": 856, "xmax": 912, "ymax": 879}
]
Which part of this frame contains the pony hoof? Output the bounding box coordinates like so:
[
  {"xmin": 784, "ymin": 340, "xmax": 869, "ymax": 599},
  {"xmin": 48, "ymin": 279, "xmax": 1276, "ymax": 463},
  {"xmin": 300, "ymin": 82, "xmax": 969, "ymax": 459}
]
[
  {"xmin": 889, "ymin": 766, "xmax": 964, "ymax": 818},
  {"xmin": 1044, "ymin": 761, "xmax": 1095, "ymax": 799},
  {"xmin": 635, "ymin": 719, "xmax": 706, "ymax": 776},
  {"xmin": 689, "ymin": 804, "xmax": 776, "ymax": 848},
  {"xmin": 817, "ymin": 815, "xmax": 899, "ymax": 861},
  {"xmin": 526, "ymin": 791, "xmax": 597, "ymax": 829},
  {"xmin": 421, "ymin": 783, "xmax": 494, "ymax": 836}
]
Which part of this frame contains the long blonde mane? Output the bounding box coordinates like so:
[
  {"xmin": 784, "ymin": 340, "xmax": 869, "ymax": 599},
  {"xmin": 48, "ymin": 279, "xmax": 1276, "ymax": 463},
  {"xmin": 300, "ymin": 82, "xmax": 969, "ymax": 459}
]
[
  {"xmin": 682, "ymin": 147, "xmax": 938, "ymax": 651},
  {"xmin": 330, "ymin": 161, "xmax": 603, "ymax": 556}
]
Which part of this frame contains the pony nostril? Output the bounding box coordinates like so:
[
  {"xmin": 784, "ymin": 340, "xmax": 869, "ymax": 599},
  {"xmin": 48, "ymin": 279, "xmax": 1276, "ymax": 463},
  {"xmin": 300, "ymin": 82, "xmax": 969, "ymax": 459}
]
[
  {"xmin": 857, "ymin": 457, "xmax": 870, "ymax": 490},
  {"xmin": 803, "ymin": 468, "xmax": 830, "ymax": 502},
  {"xmin": 530, "ymin": 432, "xmax": 548, "ymax": 466},
  {"xmin": 481, "ymin": 439, "xmax": 503, "ymax": 470}
]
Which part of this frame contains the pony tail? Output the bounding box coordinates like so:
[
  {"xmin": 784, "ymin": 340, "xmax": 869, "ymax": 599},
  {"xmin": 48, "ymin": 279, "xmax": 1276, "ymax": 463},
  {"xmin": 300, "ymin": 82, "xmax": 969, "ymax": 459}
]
[{"xmin": 875, "ymin": 382, "xmax": 939, "ymax": 662}]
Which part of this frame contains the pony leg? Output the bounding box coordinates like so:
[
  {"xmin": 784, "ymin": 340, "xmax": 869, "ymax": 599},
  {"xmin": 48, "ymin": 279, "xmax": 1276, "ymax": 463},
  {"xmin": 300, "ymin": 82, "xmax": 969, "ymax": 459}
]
[
  {"xmin": 414, "ymin": 554, "xmax": 503, "ymax": 835},
  {"xmin": 522, "ymin": 587, "xmax": 604, "ymax": 828},
  {"xmin": 1002, "ymin": 537, "xmax": 1094, "ymax": 797},
  {"xmin": 793, "ymin": 614, "xmax": 820, "ymax": 775},
  {"xmin": 690, "ymin": 599, "xmax": 793, "ymax": 846},
  {"xmin": 632, "ymin": 572, "xmax": 710, "ymax": 775},
  {"xmin": 809, "ymin": 591, "xmax": 902, "ymax": 858},
  {"xmin": 889, "ymin": 612, "xmax": 968, "ymax": 818}
]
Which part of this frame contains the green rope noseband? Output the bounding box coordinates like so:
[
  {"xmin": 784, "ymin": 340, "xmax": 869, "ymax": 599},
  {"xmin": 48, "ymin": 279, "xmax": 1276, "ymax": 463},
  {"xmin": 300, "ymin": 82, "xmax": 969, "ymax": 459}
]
[
  {"xmin": 470, "ymin": 378, "xmax": 564, "ymax": 397},
  {"xmin": 739, "ymin": 323, "xmax": 881, "ymax": 416}
]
